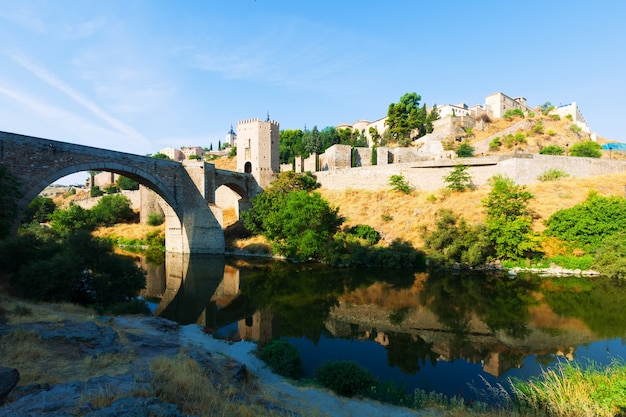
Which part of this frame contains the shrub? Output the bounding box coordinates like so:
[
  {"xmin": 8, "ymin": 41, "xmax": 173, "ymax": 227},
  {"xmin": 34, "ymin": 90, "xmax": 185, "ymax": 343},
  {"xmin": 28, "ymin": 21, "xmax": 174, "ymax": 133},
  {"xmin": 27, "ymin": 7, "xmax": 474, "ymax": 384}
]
[
  {"xmin": 569, "ymin": 141, "xmax": 602, "ymax": 158},
  {"xmin": 258, "ymin": 339, "xmax": 304, "ymax": 379},
  {"xmin": 532, "ymin": 121, "xmax": 544, "ymax": 135},
  {"xmin": 91, "ymin": 194, "xmax": 135, "ymax": 226},
  {"xmin": 456, "ymin": 142, "xmax": 474, "ymax": 158},
  {"xmin": 537, "ymin": 168, "xmax": 569, "ymax": 182},
  {"xmin": 503, "ymin": 133, "xmax": 527, "ymax": 148},
  {"xmin": 489, "ymin": 136, "xmax": 502, "ymax": 150},
  {"xmin": 547, "ymin": 129, "xmax": 556, "ymax": 136},
  {"xmin": 544, "ymin": 193, "xmax": 626, "ymax": 250},
  {"xmin": 147, "ymin": 212, "xmax": 165, "ymax": 226},
  {"xmin": 90, "ymin": 186, "xmax": 104, "ymax": 197},
  {"xmin": 388, "ymin": 173, "xmax": 412, "ymax": 194},
  {"xmin": 503, "ymin": 108, "xmax": 524, "ymax": 120},
  {"xmin": 346, "ymin": 224, "xmax": 380, "ymax": 245},
  {"xmin": 550, "ymin": 114, "xmax": 561, "ymax": 121},
  {"xmin": 103, "ymin": 185, "xmax": 119, "ymax": 194},
  {"xmin": 593, "ymin": 232, "xmax": 626, "ymax": 279},
  {"xmin": 444, "ymin": 165, "xmax": 474, "ymax": 192},
  {"xmin": 565, "ymin": 114, "xmax": 573, "ymax": 121},
  {"xmin": 315, "ymin": 361, "xmax": 374, "ymax": 397},
  {"xmin": 539, "ymin": 145, "xmax": 565, "ymax": 155}
]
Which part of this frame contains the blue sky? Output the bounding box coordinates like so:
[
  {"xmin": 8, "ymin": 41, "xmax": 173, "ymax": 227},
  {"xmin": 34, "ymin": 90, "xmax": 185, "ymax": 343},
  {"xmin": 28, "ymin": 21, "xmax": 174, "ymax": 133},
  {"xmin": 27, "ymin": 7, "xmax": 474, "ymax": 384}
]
[{"xmin": 1, "ymin": 1, "xmax": 625, "ymax": 183}]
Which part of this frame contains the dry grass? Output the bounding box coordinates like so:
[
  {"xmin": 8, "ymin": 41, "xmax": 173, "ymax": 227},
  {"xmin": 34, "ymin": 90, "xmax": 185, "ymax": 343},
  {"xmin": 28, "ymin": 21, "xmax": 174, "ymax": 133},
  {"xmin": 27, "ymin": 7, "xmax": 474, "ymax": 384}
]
[
  {"xmin": 319, "ymin": 171, "xmax": 626, "ymax": 250},
  {"xmin": 93, "ymin": 223, "xmax": 164, "ymax": 241}
]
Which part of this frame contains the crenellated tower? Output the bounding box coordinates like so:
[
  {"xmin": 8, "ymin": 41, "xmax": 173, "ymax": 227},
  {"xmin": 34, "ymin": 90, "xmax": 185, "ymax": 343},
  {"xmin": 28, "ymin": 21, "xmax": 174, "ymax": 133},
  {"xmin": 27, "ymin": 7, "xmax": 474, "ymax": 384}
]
[{"xmin": 236, "ymin": 117, "xmax": 279, "ymax": 188}]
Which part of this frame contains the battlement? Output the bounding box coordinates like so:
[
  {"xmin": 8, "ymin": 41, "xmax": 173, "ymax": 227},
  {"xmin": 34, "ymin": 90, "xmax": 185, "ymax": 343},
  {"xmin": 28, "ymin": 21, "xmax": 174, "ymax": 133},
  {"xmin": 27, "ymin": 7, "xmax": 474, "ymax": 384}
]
[{"xmin": 238, "ymin": 118, "xmax": 280, "ymax": 129}]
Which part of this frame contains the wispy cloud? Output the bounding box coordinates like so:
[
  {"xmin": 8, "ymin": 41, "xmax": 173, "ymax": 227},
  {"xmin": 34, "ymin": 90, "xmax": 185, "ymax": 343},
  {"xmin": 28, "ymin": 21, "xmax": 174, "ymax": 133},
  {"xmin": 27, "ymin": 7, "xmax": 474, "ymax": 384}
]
[
  {"xmin": 62, "ymin": 17, "xmax": 106, "ymax": 40},
  {"xmin": 8, "ymin": 51, "xmax": 149, "ymax": 145},
  {"xmin": 0, "ymin": 7, "xmax": 46, "ymax": 33}
]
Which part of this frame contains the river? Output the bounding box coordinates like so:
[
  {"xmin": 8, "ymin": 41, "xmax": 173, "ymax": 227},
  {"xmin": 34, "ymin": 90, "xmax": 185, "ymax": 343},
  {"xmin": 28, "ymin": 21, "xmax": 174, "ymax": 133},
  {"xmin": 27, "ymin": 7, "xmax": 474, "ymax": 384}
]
[{"xmin": 138, "ymin": 252, "xmax": 626, "ymax": 401}]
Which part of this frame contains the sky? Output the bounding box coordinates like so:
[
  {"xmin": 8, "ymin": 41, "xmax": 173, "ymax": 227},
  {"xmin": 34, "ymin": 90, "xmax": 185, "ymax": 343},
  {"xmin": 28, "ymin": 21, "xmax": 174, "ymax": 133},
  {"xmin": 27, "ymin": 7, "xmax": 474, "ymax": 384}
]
[{"xmin": 0, "ymin": 1, "xmax": 625, "ymax": 184}]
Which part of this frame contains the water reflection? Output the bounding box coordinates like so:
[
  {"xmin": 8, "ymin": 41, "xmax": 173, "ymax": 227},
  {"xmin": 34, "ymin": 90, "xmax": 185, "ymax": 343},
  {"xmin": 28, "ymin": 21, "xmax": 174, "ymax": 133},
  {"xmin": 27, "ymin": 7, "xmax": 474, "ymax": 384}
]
[{"xmin": 139, "ymin": 253, "xmax": 626, "ymax": 397}]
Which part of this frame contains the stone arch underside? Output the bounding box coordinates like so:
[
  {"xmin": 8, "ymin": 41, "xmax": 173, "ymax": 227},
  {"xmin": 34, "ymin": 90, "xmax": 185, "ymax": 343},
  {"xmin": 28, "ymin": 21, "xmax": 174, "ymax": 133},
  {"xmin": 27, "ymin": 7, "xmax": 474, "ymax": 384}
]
[{"xmin": 0, "ymin": 132, "xmax": 224, "ymax": 253}]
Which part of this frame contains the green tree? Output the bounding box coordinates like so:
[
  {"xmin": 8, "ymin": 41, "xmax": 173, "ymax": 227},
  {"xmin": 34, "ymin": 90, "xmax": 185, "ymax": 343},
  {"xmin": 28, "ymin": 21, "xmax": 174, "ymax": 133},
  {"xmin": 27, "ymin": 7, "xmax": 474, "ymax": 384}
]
[
  {"xmin": 23, "ymin": 196, "xmax": 56, "ymax": 224},
  {"xmin": 388, "ymin": 173, "xmax": 412, "ymax": 194},
  {"xmin": 569, "ymin": 141, "xmax": 602, "ymax": 158},
  {"xmin": 482, "ymin": 176, "xmax": 540, "ymax": 260},
  {"xmin": 303, "ymin": 126, "xmax": 322, "ymax": 155},
  {"xmin": 444, "ymin": 165, "xmax": 474, "ymax": 191},
  {"xmin": 91, "ymin": 194, "xmax": 135, "ymax": 226},
  {"xmin": 241, "ymin": 172, "xmax": 343, "ymax": 261},
  {"xmin": 149, "ymin": 152, "xmax": 171, "ymax": 160},
  {"xmin": 0, "ymin": 166, "xmax": 20, "ymax": 239},
  {"xmin": 116, "ymin": 176, "xmax": 139, "ymax": 190},
  {"xmin": 385, "ymin": 93, "xmax": 438, "ymax": 146},
  {"xmin": 423, "ymin": 209, "xmax": 493, "ymax": 267},
  {"xmin": 279, "ymin": 129, "xmax": 305, "ymax": 164},
  {"xmin": 319, "ymin": 126, "xmax": 340, "ymax": 150},
  {"xmin": 593, "ymin": 232, "xmax": 626, "ymax": 279},
  {"xmin": 50, "ymin": 203, "xmax": 96, "ymax": 236}
]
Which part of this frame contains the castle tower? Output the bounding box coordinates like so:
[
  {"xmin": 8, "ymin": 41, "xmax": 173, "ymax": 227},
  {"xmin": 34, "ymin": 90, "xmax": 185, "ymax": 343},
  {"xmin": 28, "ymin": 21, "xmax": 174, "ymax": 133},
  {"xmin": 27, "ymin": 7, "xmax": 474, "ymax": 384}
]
[{"xmin": 236, "ymin": 117, "xmax": 279, "ymax": 188}]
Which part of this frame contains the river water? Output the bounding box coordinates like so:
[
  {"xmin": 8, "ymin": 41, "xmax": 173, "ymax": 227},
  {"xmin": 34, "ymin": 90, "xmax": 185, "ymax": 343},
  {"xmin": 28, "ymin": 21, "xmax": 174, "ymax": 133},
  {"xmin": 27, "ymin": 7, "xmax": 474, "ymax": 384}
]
[{"xmin": 138, "ymin": 252, "xmax": 626, "ymax": 401}]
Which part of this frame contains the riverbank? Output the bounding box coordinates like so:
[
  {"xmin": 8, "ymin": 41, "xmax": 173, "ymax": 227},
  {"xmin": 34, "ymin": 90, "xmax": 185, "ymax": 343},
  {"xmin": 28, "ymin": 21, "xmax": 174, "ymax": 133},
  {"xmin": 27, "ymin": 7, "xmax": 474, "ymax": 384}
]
[{"xmin": 0, "ymin": 293, "xmax": 439, "ymax": 417}]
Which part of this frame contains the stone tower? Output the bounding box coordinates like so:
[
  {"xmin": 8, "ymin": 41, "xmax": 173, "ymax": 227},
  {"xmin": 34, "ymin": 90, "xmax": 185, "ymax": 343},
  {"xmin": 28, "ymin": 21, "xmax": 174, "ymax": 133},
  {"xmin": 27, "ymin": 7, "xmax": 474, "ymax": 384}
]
[{"xmin": 236, "ymin": 117, "xmax": 279, "ymax": 189}]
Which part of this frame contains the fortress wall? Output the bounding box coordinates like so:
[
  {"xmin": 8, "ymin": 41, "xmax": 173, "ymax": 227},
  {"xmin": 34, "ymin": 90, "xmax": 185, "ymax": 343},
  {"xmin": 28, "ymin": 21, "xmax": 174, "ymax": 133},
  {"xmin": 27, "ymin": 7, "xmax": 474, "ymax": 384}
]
[
  {"xmin": 314, "ymin": 155, "xmax": 626, "ymax": 192},
  {"xmin": 353, "ymin": 147, "xmax": 372, "ymax": 167},
  {"xmin": 303, "ymin": 154, "xmax": 317, "ymax": 172}
]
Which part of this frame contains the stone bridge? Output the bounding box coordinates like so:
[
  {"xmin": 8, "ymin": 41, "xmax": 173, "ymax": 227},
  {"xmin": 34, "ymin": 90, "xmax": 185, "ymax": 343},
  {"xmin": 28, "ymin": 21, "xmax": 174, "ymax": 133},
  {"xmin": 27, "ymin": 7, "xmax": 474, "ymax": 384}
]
[{"xmin": 0, "ymin": 131, "xmax": 261, "ymax": 253}]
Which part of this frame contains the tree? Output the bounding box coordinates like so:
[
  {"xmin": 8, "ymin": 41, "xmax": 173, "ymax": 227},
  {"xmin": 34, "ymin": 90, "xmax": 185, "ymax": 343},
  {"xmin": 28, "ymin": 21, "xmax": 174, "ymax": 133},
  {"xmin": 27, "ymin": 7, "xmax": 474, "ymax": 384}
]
[
  {"xmin": 50, "ymin": 203, "xmax": 96, "ymax": 237},
  {"xmin": 593, "ymin": 232, "xmax": 626, "ymax": 279},
  {"xmin": 149, "ymin": 152, "xmax": 171, "ymax": 160},
  {"xmin": 569, "ymin": 141, "xmax": 602, "ymax": 158},
  {"xmin": 303, "ymin": 126, "xmax": 322, "ymax": 155},
  {"xmin": 385, "ymin": 93, "xmax": 438, "ymax": 146},
  {"xmin": 23, "ymin": 196, "xmax": 56, "ymax": 224},
  {"xmin": 0, "ymin": 166, "xmax": 20, "ymax": 238},
  {"xmin": 388, "ymin": 173, "xmax": 412, "ymax": 194},
  {"xmin": 320, "ymin": 126, "xmax": 340, "ymax": 150},
  {"xmin": 482, "ymin": 176, "xmax": 540, "ymax": 260},
  {"xmin": 423, "ymin": 209, "xmax": 493, "ymax": 267},
  {"xmin": 444, "ymin": 165, "xmax": 474, "ymax": 191},
  {"xmin": 279, "ymin": 129, "xmax": 305, "ymax": 164},
  {"xmin": 241, "ymin": 172, "xmax": 343, "ymax": 261},
  {"xmin": 116, "ymin": 176, "xmax": 139, "ymax": 190},
  {"xmin": 91, "ymin": 194, "xmax": 135, "ymax": 226}
]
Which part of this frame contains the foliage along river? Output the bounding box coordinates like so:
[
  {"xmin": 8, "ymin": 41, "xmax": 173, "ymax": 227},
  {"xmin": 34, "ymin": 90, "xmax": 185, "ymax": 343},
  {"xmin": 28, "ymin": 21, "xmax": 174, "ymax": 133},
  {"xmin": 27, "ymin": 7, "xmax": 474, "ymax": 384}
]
[{"xmin": 137, "ymin": 252, "xmax": 626, "ymax": 401}]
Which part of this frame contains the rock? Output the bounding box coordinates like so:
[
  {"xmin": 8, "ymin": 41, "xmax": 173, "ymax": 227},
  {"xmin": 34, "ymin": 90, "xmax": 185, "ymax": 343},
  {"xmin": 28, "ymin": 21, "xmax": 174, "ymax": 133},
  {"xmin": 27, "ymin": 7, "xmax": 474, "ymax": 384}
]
[
  {"xmin": 83, "ymin": 397, "xmax": 188, "ymax": 417},
  {"xmin": 233, "ymin": 364, "xmax": 248, "ymax": 383},
  {"xmin": 0, "ymin": 367, "xmax": 19, "ymax": 402}
]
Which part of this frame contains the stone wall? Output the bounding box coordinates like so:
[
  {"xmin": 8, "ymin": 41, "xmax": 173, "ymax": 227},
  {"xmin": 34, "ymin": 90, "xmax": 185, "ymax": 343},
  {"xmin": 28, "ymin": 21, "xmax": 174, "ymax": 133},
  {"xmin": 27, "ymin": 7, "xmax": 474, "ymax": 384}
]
[{"xmin": 313, "ymin": 155, "xmax": 626, "ymax": 192}]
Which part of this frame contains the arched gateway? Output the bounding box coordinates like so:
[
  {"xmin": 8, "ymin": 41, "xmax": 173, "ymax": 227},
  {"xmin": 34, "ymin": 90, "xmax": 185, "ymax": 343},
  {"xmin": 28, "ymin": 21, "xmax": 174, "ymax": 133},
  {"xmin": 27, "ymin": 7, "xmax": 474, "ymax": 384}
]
[{"xmin": 0, "ymin": 131, "xmax": 262, "ymax": 254}]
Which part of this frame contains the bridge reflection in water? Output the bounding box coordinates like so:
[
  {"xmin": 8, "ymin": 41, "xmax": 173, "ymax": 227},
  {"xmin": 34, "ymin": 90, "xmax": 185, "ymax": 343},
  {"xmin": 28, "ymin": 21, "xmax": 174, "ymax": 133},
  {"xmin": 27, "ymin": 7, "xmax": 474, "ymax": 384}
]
[{"xmin": 139, "ymin": 253, "xmax": 626, "ymax": 398}]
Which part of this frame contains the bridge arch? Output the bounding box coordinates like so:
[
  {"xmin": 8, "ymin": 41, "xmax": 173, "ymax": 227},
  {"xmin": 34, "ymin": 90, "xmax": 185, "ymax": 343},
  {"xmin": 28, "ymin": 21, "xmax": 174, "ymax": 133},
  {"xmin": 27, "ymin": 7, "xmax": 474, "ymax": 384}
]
[{"xmin": 0, "ymin": 131, "xmax": 260, "ymax": 254}]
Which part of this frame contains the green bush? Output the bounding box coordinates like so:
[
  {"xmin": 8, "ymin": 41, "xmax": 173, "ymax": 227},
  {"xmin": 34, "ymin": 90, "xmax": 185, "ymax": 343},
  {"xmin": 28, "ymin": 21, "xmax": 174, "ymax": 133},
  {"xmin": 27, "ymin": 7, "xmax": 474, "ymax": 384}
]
[
  {"xmin": 315, "ymin": 360, "xmax": 374, "ymax": 397},
  {"xmin": 91, "ymin": 194, "xmax": 135, "ymax": 226},
  {"xmin": 147, "ymin": 212, "xmax": 165, "ymax": 226},
  {"xmin": 503, "ymin": 108, "xmax": 524, "ymax": 120},
  {"xmin": 258, "ymin": 339, "xmax": 304, "ymax": 379},
  {"xmin": 593, "ymin": 232, "xmax": 626, "ymax": 279},
  {"xmin": 456, "ymin": 142, "xmax": 474, "ymax": 158},
  {"xmin": 346, "ymin": 224, "xmax": 380, "ymax": 245},
  {"xmin": 444, "ymin": 164, "xmax": 474, "ymax": 192},
  {"xmin": 569, "ymin": 140, "xmax": 602, "ymax": 158},
  {"xmin": 103, "ymin": 185, "xmax": 119, "ymax": 194},
  {"xmin": 489, "ymin": 136, "xmax": 501, "ymax": 150},
  {"xmin": 116, "ymin": 176, "xmax": 139, "ymax": 190},
  {"xmin": 545, "ymin": 194, "xmax": 626, "ymax": 249},
  {"xmin": 388, "ymin": 173, "xmax": 412, "ymax": 194},
  {"xmin": 539, "ymin": 145, "xmax": 565, "ymax": 155},
  {"xmin": 90, "ymin": 186, "xmax": 104, "ymax": 197},
  {"xmin": 537, "ymin": 168, "xmax": 569, "ymax": 182},
  {"xmin": 550, "ymin": 114, "xmax": 561, "ymax": 121}
]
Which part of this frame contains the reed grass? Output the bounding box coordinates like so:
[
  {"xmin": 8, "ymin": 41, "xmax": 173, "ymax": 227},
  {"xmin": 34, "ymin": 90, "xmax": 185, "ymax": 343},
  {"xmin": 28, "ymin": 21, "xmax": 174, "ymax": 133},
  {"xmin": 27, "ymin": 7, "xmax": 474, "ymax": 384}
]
[{"xmin": 510, "ymin": 360, "xmax": 626, "ymax": 417}]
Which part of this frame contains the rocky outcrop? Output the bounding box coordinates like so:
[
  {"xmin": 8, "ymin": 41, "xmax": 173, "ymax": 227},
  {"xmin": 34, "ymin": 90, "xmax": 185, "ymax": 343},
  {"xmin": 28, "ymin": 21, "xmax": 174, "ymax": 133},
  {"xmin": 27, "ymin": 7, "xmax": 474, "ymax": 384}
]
[{"xmin": 0, "ymin": 367, "xmax": 19, "ymax": 403}]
